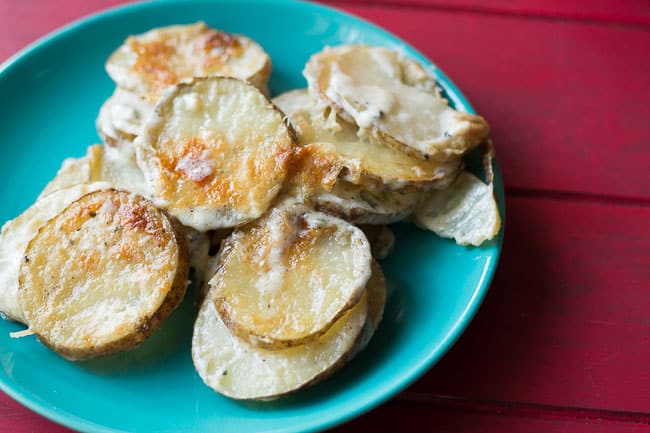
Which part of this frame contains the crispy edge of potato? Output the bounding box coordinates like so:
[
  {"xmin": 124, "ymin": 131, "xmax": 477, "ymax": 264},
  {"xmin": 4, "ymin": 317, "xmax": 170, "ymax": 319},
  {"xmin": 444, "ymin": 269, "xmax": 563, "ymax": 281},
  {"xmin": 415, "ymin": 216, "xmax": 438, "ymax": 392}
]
[
  {"xmin": 18, "ymin": 189, "xmax": 190, "ymax": 360},
  {"xmin": 106, "ymin": 23, "xmax": 272, "ymax": 101},
  {"xmin": 303, "ymin": 45, "xmax": 489, "ymax": 162}
]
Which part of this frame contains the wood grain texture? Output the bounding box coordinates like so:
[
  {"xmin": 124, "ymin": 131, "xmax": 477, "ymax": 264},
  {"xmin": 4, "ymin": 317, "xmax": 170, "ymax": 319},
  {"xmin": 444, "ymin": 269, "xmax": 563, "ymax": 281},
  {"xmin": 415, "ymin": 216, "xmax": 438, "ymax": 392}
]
[
  {"xmin": 0, "ymin": 392, "xmax": 72, "ymax": 433},
  {"xmin": 334, "ymin": 400, "xmax": 650, "ymax": 433},
  {"xmin": 0, "ymin": 0, "xmax": 136, "ymax": 61},
  {"xmin": 329, "ymin": 0, "xmax": 650, "ymax": 26},
  {"xmin": 410, "ymin": 195, "xmax": 650, "ymax": 412},
  {"xmin": 331, "ymin": 2, "xmax": 650, "ymax": 200}
]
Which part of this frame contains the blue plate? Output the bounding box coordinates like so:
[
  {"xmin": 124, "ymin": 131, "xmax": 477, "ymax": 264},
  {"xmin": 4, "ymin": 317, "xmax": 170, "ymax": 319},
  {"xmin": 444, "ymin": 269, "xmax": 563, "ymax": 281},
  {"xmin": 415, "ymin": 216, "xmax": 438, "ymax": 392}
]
[{"xmin": 0, "ymin": 1, "xmax": 504, "ymax": 432}]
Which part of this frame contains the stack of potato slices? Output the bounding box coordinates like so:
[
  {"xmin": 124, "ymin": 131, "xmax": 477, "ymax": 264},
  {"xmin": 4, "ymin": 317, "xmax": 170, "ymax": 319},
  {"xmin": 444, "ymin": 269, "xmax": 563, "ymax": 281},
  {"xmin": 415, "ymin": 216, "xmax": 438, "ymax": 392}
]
[{"xmin": 0, "ymin": 23, "xmax": 500, "ymax": 399}]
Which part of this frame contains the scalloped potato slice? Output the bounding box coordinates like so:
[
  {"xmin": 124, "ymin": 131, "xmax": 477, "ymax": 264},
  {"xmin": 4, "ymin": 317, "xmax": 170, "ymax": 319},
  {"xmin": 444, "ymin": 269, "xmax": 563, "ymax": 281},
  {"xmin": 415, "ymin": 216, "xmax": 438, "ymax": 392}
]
[
  {"xmin": 192, "ymin": 287, "xmax": 368, "ymax": 400},
  {"xmin": 106, "ymin": 22, "xmax": 271, "ymax": 102},
  {"xmin": 96, "ymin": 87, "xmax": 153, "ymax": 150},
  {"xmin": 213, "ymin": 206, "xmax": 371, "ymax": 349},
  {"xmin": 0, "ymin": 182, "xmax": 112, "ymax": 323},
  {"xmin": 38, "ymin": 155, "xmax": 92, "ymax": 199},
  {"xmin": 18, "ymin": 189, "xmax": 189, "ymax": 360},
  {"xmin": 312, "ymin": 180, "xmax": 421, "ymax": 225},
  {"xmin": 414, "ymin": 171, "xmax": 501, "ymax": 246},
  {"xmin": 136, "ymin": 77, "xmax": 294, "ymax": 231},
  {"xmin": 273, "ymin": 89, "xmax": 461, "ymax": 189},
  {"xmin": 304, "ymin": 45, "xmax": 489, "ymax": 161}
]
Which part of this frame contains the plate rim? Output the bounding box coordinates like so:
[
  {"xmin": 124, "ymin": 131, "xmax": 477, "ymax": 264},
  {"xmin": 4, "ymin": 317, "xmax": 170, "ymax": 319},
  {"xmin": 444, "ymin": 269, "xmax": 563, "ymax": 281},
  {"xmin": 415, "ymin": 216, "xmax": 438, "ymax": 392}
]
[{"xmin": 0, "ymin": 1, "xmax": 505, "ymax": 432}]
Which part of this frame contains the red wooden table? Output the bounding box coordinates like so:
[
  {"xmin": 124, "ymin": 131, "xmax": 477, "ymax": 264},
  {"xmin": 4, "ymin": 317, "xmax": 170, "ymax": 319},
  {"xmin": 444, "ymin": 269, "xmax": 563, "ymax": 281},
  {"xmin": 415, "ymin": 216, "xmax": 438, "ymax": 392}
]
[{"xmin": 2, "ymin": 1, "xmax": 649, "ymax": 432}]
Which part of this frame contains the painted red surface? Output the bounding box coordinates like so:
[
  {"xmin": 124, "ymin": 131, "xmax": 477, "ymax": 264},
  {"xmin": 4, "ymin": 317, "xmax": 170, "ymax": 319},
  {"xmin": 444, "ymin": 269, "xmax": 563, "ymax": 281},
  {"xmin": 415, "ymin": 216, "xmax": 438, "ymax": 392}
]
[
  {"xmin": 1, "ymin": 1, "xmax": 649, "ymax": 432},
  {"xmin": 331, "ymin": 0, "xmax": 650, "ymax": 26}
]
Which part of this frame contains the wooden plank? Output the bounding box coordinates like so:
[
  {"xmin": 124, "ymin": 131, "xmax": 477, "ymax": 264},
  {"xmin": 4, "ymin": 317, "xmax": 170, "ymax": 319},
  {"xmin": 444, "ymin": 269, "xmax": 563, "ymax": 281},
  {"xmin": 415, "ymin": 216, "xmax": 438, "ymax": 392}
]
[
  {"xmin": 330, "ymin": 2, "xmax": 650, "ymax": 200},
  {"xmin": 0, "ymin": 0, "xmax": 135, "ymax": 62},
  {"xmin": 0, "ymin": 393, "xmax": 71, "ymax": 433},
  {"xmin": 334, "ymin": 401, "xmax": 650, "ymax": 432},
  {"xmin": 329, "ymin": 0, "xmax": 650, "ymax": 27},
  {"xmin": 409, "ymin": 195, "xmax": 650, "ymax": 412}
]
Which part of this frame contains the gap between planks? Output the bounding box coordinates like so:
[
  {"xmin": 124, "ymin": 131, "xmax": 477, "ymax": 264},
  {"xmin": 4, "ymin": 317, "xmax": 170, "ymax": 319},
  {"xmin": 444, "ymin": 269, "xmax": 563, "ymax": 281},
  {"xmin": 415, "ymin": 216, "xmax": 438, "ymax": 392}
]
[
  {"xmin": 394, "ymin": 393, "xmax": 650, "ymax": 424},
  {"xmin": 323, "ymin": 0, "xmax": 650, "ymax": 29},
  {"xmin": 504, "ymin": 188, "xmax": 650, "ymax": 208}
]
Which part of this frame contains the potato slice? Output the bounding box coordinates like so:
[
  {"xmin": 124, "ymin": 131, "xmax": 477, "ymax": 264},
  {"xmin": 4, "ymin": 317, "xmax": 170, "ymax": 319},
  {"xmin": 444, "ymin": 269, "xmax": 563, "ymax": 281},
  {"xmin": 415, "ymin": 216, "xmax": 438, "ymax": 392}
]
[
  {"xmin": 18, "ymin": 189, "xmax": 189, "ymax": 360},
  {"xmin": 87, "ymin": 144, "xmax": 149, "ymax": 197},
  {"xmin": 192, "ymin": 286, "xmax": 368, "ymax": 400},
  {"xmin": 96, "ymin": 87, "xmax": 153, "ymax": 150},
  {"xmin": 304, "ymin": 45, "xmax": 489, "ymax": 161},
  {"xmin": 106, "ymin": 22, "xmax": 271, "ymax": 102},
  {"xmin": 0, "ymin": 182, "xmax": 112, "ymax": 323},
  {"xmin": 212, "ymin": 205, "xmax": 371, "ymax": 349},
  {"xmin": 414, "ymin": 171, "xmax": 501, "ymax": 246},
  {"xmin": 136, "ymin": 77, "xmax": 295, "ymax": 231},
  {"xmin": 311, "ymin": 179, "xmax": 421, "ymax": 225},
  {"xmin": 273, "ymin": 89, "xmax": 461, "ymax": 189},
  {"xmin": 38, "ymin": 155, "xmax": 92, "ymax": 199}
]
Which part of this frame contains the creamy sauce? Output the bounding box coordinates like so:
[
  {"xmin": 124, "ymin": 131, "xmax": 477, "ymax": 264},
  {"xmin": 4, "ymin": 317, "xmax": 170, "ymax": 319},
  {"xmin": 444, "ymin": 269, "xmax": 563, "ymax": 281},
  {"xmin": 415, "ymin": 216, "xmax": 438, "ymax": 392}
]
[
  {"xmin": 174, "ymin": 150, "xmax": 215, "ymax": 182},
  {"xmin": 316, "ymin": 46, "xmax": 471, "ymax": 156}
]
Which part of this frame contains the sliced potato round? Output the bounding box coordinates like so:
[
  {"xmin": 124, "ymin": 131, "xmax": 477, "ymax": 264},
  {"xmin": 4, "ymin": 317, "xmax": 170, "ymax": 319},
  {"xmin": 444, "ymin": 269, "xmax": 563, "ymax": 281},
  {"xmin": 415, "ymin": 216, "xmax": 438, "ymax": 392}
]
[
  {"xmin": 192, "ymin": 287, "xmax": 368, "ymax": 400},
  {"xmin": 136, "ymin": 77, "xmax": 295, "ymax": 231},
  {"xmin": 311, "ymin": 180, "xmax": 422, "ymax": 225},
  {"xmin": 304, "ymin": 45, "xmax": 489, "ymax": 161},
  {"xmin": 0, "ymin": 182, "xmax": 112, "ymax": 323},
  {"xmin": 96, "ymin": 87, "xmax": 153, "ymax": 150},
  {"xmin": 106, "ymin": 22, "xmax": 271, "ymax": 101},
  {"xmin": 273, "ymin": 89, "xmax": 461, "ymax": 189},
  {"xmin": 18, "ymin": 189, "xmax": 189, "ymax": 360},
  {"xmin": 414, "ymin": 171, "xmax": 501, "ymax": 246},
  {"xmin": 212, "ymin": 205, "xmax": 371, "ymax": 349}
]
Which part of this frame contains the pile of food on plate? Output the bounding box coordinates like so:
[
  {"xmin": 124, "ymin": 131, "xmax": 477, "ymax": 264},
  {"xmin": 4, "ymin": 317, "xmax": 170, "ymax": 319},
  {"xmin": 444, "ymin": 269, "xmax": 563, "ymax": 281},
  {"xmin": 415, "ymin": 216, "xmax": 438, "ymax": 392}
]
[{"xmin": 0, "ymin": 23, "xmax": 500, "ymax": 400}]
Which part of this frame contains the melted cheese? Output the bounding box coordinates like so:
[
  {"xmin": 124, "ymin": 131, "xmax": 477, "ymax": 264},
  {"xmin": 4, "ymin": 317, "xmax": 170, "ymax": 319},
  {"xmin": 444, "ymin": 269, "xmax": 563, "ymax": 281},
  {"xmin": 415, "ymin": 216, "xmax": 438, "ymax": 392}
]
[
  {"xmin": 304, "ymin": 45, "xmax": 489, "ymax": 160},
  {"xmin": 212, "ymin": 205, "xmax": 371, "ymax": 349},
  {"xmin": 136, "ymin": 77, "xmax": 294, "ymax": 231},
  {"xmin": 106, "ymin": 22, "xmax": 271, "ymax": 102},
  {"xmin": 273, "ymin": 89, "xmax": 461, "ymax": 189}
]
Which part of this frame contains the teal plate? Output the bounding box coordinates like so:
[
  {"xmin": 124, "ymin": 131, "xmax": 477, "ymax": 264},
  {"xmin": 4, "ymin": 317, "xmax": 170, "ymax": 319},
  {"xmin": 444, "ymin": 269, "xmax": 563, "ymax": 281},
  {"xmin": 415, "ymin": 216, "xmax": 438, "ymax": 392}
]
[{"xmin": 0, "ymin": 1, "xmax": 504, "ymax": 432}]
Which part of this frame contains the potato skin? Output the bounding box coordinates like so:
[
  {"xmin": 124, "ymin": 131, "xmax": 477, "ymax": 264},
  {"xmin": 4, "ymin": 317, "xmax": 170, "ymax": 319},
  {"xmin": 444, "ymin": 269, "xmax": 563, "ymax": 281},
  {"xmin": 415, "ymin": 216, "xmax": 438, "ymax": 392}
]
[{"xmin": 18, "ymin": 189, "xmax": 190, "ymax": 361}]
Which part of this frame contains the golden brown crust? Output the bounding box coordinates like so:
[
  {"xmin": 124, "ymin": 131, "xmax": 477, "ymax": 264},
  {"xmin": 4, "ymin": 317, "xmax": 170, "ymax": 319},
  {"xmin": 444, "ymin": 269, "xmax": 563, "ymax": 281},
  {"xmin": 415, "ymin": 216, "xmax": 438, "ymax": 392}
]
[
  {"xmin": 210, "ymin": 206, "xmax": 371, "ymax": 350},
  {"xmin": 18, "ymin": 189, "xmax": 189, "ymax": 360},
  {"xmin": 137, "ymin": 77, "xmax": 296, "ymax": 230},
  {"xmin": 106, "ymin": 23, "xmax": 272, "ymax": 102},
  {"xmin": 304, "ymin": 45, "xmax": 490, "ymax": 162}
]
